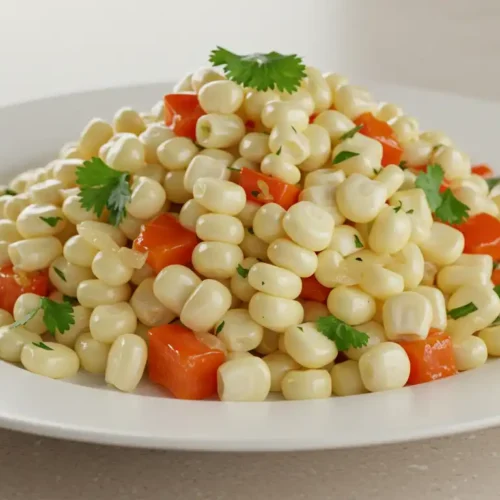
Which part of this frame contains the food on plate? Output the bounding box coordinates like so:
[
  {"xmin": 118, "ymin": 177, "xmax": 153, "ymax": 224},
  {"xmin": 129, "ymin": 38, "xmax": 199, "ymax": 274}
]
[{"xmin": 1, "ymin": 46, "xmax": 500, "ymax": 402}]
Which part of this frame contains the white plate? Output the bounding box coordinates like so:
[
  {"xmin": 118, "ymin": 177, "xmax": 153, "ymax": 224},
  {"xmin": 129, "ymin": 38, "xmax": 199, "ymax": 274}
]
[{"xmin": 0, "ymin": 82, "xmax": 499, "ymax": 452}]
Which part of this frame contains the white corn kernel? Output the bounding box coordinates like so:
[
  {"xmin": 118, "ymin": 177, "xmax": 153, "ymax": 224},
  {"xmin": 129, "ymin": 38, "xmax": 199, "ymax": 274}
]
[
  {"xmin": 281, "ymin": 369, "xmax": 332, "ymax": 400},
  {"xmin": 401, "ymin": 139, "xmax": 433, "ymax": 167},
  {"xmin": 198, "ymin": 148, "xmax": 235, "ymax": 168},
  {"xmin": 327, "ymin": 286, "xmax": 376, "ymax": 325},
  {"xmin": 153, "ymin": 265, "xmax": 201, "ymax": 315},
  {"xmin": 267, "ymin": 238, "xmax": 318, "ymax": 278},
  {"xmin": 412, "ymin": 286, "xmax": 447, "ymax": 331},
  {"xmin": 77, "ymin": 220, "xmax": 126, "ymax": 249},
  {"xmin": 195, "ymin": 213, "xmax": 244, "ymax": 244},
  {"xmin": 239, "ymin": 132, "xmax": 271, "ymax": 163},
  {"xmin": 302, "ymin": 67, "xmax": 332, "ymax": 113},
  {"xmin": 248, "ymin": 292, "xmax": 304, "ymax": 333},
  {"xmin": 336, "ymin": 174, "xmax": 387, "ymax": 223},
  {"xmin": 345, "ymin": 321, "xmax": 387, "ymax": 361},
  {"xmin": 77, "ymin": 279, "xmax": 131, "ymax": 308},
  {"xmin": 198, "ymin": 80, "xmax": 244, "ymax": 114},
  {"xmin": 157, "ymin": 136, "xmax": 198, "ymax": 170},
  {"xmin": 0, "ymin": 219, "xmax": 21, "ymax": 242},
  {"xmin": 268, "ymin": 125, "xmax": 310, "ymax": 164},
  {"xmin": 163, "ymin": 170, "xmax": 191, "ymax": 204},
  {"xmin": 261, "ymin": 100, "xmax": 308, "ymax": 131},
  {"xmin": 21, "ymin": 342, "xmax": 79, "ymax": 379},
  {"xmin": 383, "ymin": 291, "xmax": 433, "ymax": 341},
  {"xmin": 247, "ymin": 262, "xmax": 302, "ymax": 300},
  {"xmin": 418, "ymin": 223, "xmax": 464, "ymax": 266},
  {"xmin": 179, "ymin": 199, "xmax": 209, "ymax": 231},
  {"xmin": 376, "ymin": 103, "xmax": 402, "ymax": 122},
  {"xmin": 215, "ymin": 309, "xmax": 263, "ymax": 352},
  {"xmin": 299, "ymin": 124, "xmax": 331, "ymax": 172},
  {"xmin": 0, "ymin": 326, "xmax": 42, "ymax": 362},
  {"xmin": 332, "ymin": 134, "xmax": 383, "ymax": 178},
  {"xmin": 193, "ymin": 178, "xmax": 246, "ymax": 216},
  {"xmin": 75, "ymin": 332, "xmax": 110, "ymax": 374},
  {"xmin": 315, "ymin": 249, "xmax": 356, "ymax": 288},
  {"xmin": 54, "ymin": 305, "xmax": 91, "ymax": 348},
  {"xmin": 113, "ymin": 107, "xmax": 146, "ymax": 135},
  {"xmin": 304, "ymin": 168, "xmax": 345, "ymax": 189},
  {"xmin": 239, "ymin": 230, "xmax": 269, "ymax": 261},
  {"xmin": 183, "ymin": 155, "xmax": 230, "ymax": 194},
  {"xmin": 79, "ymin": 118, "xmax": 114, "ymax": 157},
  {"xmin": 130, "ymin": 278, "xmax": 175, "ymax": 327},
  {"xmin": 386, "ymin": 243, "xmax": 425, "ymax": 290},
  {"xmin": 330, "ymin": 360, "xmax": 366, "ymax": 396},
  {"xmin": 334, "ymin": 85, "xmax": 377, "ymax": 120},
  {"xmin": 478, "ymin": 325, "xmax": 500, "ymax": 357},
  {"xmin": 368, "ymin": 205, "xmax": 411, "ymax": 255},
  {"xmin": 447, "ymin": 285, "xmax": 500, "ymax": 339},
  {"xmin": 437, "ymin": 265, "xmax": 490, "ymax": 295},
  {"xmin": 230, "ymin": 257, "xmax": 259, "ymax": 302},
  {"xmin": 92, "ymin": 250, "xmax": 133, "ymax": 287},
  {"xmin": 139, "ymin": 123, "xmax": 175, "ymax": 164},
  {"xmin": 263, "ymin": 352, "xmax": 300, "ymax": 391},
  {"xmin": 280, "ymin": 88, "xmax": 315, "ymax": 116},
  {"xmin": 181, "ymin": 279, "xmax": 232, "ymax": 332},
  {"xmin": 252, "ymin": 203, "xmax": 286, "ymax": 244},
  {"xmin": 419, "ymin": 130, "xmax": 453, "ymax": 147},
  {"xmin": 49, "ymin": 256, "xmax": 93, "ymax": 297},
  {"xmin": 324, "ymin": 72, "xmax": 348, "ymax": 94},
  {"xmin": 260, "ymin": 154, "xmax": 301, "ymax": 185},
  {"xmin": 218, "ymin": 356, "xmax": 271, "ymax": 402},
  {"xmin": 389, "ymin": 189, "xmax": 433, "ymax": 244},
  {"xmin": 90, "ymin": 302, "xmax": 137, "ymax": 344},
  {"xmin": 375, "ymin": 165, "xmax": 405, "ymax": 198},
  {"xmin": 127, "ymin": 177, "xmax": 166, "ymax": 219},
  {"xmin": 191, "ymin": 67, "xmax": 225, "ymax": 92},
  {"xmin": 4, "ymin": 194, "xmax": 31, "ymax": 221},
  {"xmin": 236, "ymin": 200, "xmax": 260, "ymax": 228},
  {"xmin": 105, "ymin": 334, "xmax": 147, "ymax": 392},
  {"xmin": 359, "ymin": 342, "xmax": 410, "ymax": 392},
  {"xmin": 282, "ymin": 201, "xmax": 334, "ymax": 252},
  {"xmin": 8, "ymin": 236, "xmax": 62, "ymax": 272},
  {"xmin": 106, "ymin": 134, "xmax": 145, "ymax": 173},
  {"xmin": 313, "ymin": 110, "xmax": 355, "ymax": 143},
  {"xmin": 244, "ymin": 89, "xmax": 281, "ymax": 121},
  {"xmin": 299, "ymin": 185, "xmax": 346, "ymax": 225},
  {"xmin": 359, "ymin": 265, "xmax": 404, "ymax": 300},
  {"xmin": 392, "ymin": 116, "xmax": 419, "ymax": 143},
  {"xmin": 255, "ymin": 329, "xmax": 280, "ymax": 356},
  {"xmin": 452, "ymin": 336, "xmax": 487, "ymax": 371},
  {"xmin": 29, "ymin": 179, "xmax": 63, "ymax": 205},
  {"xmin": 13, "ymin": 293, "xmax": 45, "ymax": 334},
  {"xmin": 0, "ymin": 309, "xmax": 13, "ymax": 327},
  {"xmin": 196, "ymin": 114, "xmax": 245, "ymax": 149},
  {"xmin": 432, "ymin": 145, "xmax": 471, "ymax": 181},
  {"xmin": 63, "ymin": 235, "xmax": 99, "ymax": 267},
  {"xmin": 284, "ymin": 322, "xmax": 338, "ymax": 369},
  {"xmin": 328, "ymin": 225, "xmax": 365, "ymax": 257},
  {"xmin": 192, "ymin": 241, "xmax": 243, "ymax": 279}
]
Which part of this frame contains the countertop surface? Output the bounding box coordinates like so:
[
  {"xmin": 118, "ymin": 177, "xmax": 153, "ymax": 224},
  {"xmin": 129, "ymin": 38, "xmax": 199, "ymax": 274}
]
[{"xmin": 1, "ymin": 1, "xmax": 500, "ymax": 499}]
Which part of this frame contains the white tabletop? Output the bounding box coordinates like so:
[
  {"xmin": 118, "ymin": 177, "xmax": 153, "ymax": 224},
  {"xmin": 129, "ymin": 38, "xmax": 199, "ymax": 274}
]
[{"xmin": 1, "ymin": 1, "xmax": 500, "ymax": 498}]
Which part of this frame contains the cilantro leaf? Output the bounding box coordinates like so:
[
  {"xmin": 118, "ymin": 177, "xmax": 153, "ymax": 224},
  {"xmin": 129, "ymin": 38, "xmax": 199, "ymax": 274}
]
[
  {"xmin": 32, "ymin": 341, "xmax": 53, "ymax": 351},
  {"xmin": 227, "ymin": 166, "xmax": 239, "ymax": 172},
  {"xmin": 215, "ymin": 321, "xmax": 225, "ymax": 334},
  {"xmin": 209, "ymin": 47, "xmax": 306, "ymax": 93},
  {"xmin": 494, "ymin": 285, "xmax": 500, "ymax": 298},
  {"xmin": 373, "ymin": 168, "xmax": 381, "ymax": 175},
  {"xmin": 276, "ymin": 146, "xmax": 282, "ymax": 156},
  {"xmin": 39, "ymin": 216, "xmax": 62, "ymax": 227},
  {"xmin": 3, "ymin": 188, "xmax": 17, "ymax": 196},
  {"xmin": 393, "ymin": 200, "xmax": 403, "ymax": 213},
  {"xmin": 10, "ymin": 297, "xmax": 75, "ymax": 335},
  {"xmin": 434, "ymin": 189, "xmax": 470, "ymax": 225},
  {"xmin": 316, "ymin": 315, "xmax": 369, "ymax": 351},
  {"xmin": 53, "ymin": 267, "xmax": 66, "ymax": 282},
  {"xmin": 332, "ymin": 151, "xmax": 359, "ymax": 165},
  {"xmin": 63, "ymin": 295, "xmax": 78, "ymax": 305},
  {"xmin": 40, "ymin": 298, "xmax": 75, "ymax": 335},
  {"xmin": 354, "ymin": 235, "xmax": 363, "ymax": 249},
  {"xmin": 251, "ymin": 190, "xmax": 259, "ymax": 197},
  {"xmin": 236, "ymin": 264, "xmax": 249, "ymax": 279},
  {"xmin": 398, "ymin": 160, "xmax": 408, "ymax": 170},
  {"xmin": 415, "ymin": 164, "xmax": 469, "ymax": 224},
  {"xmin": 487, "ymin": 178, "xmax": 500, "ymax": 191},
  {"xmin": 448, "ymin": 302, "xmax": 478, "ymax": 320},
  {"xmin": 415, "ymin": 164, "xmax": 444, "ymax": 211},
  {"xmin": 76, "ymin": 157, "xmax": 131, "ymax": 226},
  {"xmin": 340, "ymin": 125, "xmax": 363, "ymax": 141}
]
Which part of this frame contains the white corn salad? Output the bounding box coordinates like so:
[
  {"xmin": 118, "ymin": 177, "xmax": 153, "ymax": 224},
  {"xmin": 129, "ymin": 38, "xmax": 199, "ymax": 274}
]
[{"xmin": 1, "ymin": 47, "xmax": 500, "ymax": 402}]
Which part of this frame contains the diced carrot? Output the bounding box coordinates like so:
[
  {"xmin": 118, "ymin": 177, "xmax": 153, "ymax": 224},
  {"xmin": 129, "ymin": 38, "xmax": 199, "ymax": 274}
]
[
  {"xmin": 453, "ymin": 213, "xmax": 500, "ymax": 260},
  {"xmin": 354, "ymin": 112, "xmax": 403, "ymax": 166},
  {"xmin": 399, "ymin": 331, "xmax": 457, "ymax": 385},
  {"xmin": 0, "ymin": 265, "xmax": 49, "ymax": 314},
  {"xmin": 492, "ymin": 268, "xmax": 500, "ymax": 286},
  {"xmin": 164, "ymin": 93, "xmax": 205, "ymax": 140},
  {"xmin": 300, "ymin": 276, "xmax": 330, "ymax": 303},
  {"xmin": 239, "ymin": 168, "xmax": 300, "ymax": 210},
  {"xmin": 133, "ymin": 213, "xmax": 199, "ymax": 274},
  {"xmin": 471, "ymin": 164, "xmax": 494, "ymax": 178},
  {"xmin": 148, "ymin": 324, "xmax": 226, "ymax": 400}
]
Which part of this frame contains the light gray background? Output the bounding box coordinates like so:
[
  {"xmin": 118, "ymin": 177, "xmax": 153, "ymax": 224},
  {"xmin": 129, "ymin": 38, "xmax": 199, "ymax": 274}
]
[{"xmin": 1, "ymin": 1, "xmax": 499, "ymax": 498}]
